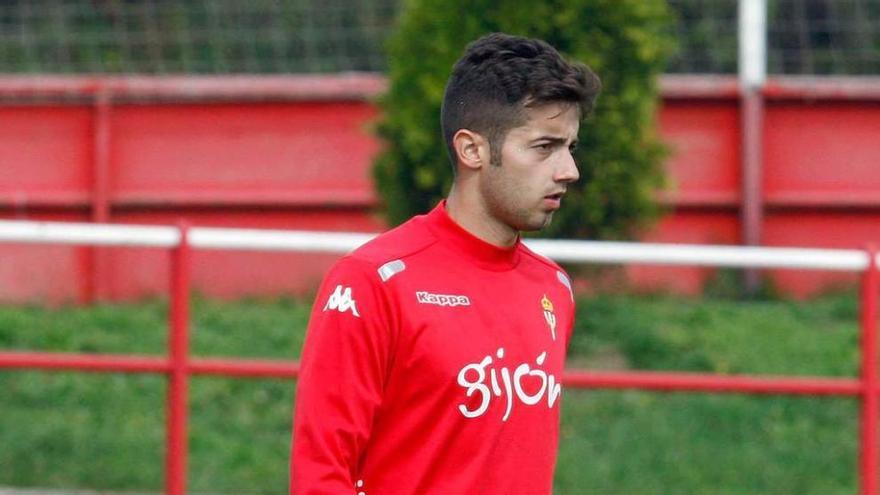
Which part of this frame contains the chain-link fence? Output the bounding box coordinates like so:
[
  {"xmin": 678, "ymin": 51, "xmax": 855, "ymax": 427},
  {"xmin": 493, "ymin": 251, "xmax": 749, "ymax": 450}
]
[
  {"xmin": 0, "ymin": 0, "xmax": 398, "ymax": 74},
  {"xmin": 0, "ymin": 0, "xmax": 878, "ymax": 75},
  {"xmin": 669, "ymin": 0, "xmax": 880, "ymax": 74},
  {"xmin": 770, "ymin": 0, "xmax": 880, "ymax": 74},
  {"xmin": 667, "ymin": 0, "xmax": 739, "ymax": 73}
]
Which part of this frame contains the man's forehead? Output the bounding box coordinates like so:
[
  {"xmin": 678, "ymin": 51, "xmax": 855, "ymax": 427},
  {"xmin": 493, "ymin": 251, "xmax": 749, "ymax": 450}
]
[
  {"xmin": 533, "ymin": 100, "xmax": 579, "ymax": 116},
  {"xmin": 513, "ymin": 103, "xmax": 580, "ymax": 136}
]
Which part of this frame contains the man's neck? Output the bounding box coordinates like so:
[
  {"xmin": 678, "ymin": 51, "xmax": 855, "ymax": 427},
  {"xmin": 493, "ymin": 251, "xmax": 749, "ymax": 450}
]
[{"xmin": 445, "ymin": 186, "xmax": 519, "ymax": 248}]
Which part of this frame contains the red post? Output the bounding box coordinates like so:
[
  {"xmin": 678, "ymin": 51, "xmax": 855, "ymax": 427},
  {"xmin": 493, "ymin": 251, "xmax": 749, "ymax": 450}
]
[
  {"xmin": 740, "ymin": 87, "xmax": 764, "ymax": 294},
  {"xmin": 861, "ymin": 245, "xmax": 878, "ymax": 495},
  {"xmin": 83, "ymin": 88, "xmax": 113, "ymax": 303},
  {"xmin": 166, "ymin": 223, "xmax": 191, "ymax": 495}
]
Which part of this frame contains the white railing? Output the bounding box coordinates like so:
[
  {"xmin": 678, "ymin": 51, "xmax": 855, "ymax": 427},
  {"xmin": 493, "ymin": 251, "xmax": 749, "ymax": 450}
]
[{"xmin": 0, "ymin": 219, "xmax": 874, "ymax": 271}]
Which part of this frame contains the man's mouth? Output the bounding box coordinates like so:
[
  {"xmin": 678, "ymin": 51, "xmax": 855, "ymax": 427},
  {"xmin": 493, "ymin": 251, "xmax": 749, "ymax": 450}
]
[{"xmin": 543, "ymin": 191, "xmax": 565, "ymax": 209}]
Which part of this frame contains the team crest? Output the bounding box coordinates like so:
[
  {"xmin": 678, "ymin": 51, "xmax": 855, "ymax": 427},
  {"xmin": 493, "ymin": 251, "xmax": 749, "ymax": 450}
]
[{"xmin": 541, "ymin": 294, "xmax": 556, "ymax": 341}]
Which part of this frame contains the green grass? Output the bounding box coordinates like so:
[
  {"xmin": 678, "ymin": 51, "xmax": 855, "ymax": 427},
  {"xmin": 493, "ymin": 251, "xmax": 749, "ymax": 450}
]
[{"xmin": 0, "ymin": 293, "xmax": 865, "ymax": 494}]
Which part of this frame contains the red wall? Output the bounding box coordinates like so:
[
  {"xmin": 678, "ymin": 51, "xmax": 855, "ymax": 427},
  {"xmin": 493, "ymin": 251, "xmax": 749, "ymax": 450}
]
[{"xmin": 1, "ymin": 75, "xmax": 879, "ymax": 302}]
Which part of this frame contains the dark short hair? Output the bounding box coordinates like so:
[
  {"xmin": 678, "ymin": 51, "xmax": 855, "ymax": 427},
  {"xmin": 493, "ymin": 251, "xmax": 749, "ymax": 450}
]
[{"xmin": 441, "ymin": 32, "xmax": 602, "ymax": 171}]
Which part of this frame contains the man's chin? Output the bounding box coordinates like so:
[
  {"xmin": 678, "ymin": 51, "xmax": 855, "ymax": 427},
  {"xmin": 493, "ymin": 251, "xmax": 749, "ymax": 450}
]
[{"xmin": 519, "ymin": 213, "xmax": 554, "ymax": 232}]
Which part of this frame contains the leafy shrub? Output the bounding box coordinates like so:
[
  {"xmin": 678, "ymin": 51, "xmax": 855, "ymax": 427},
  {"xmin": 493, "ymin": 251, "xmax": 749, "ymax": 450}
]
[{"xmin": 374, "ymin": 0, "xmax": 675, "ymax": 239}]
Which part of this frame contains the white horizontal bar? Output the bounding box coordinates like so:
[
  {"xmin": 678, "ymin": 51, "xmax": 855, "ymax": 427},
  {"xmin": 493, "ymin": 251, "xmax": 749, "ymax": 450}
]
[
  {"xmin": 189, "ymin": 226, "xmax": 375, "ymax": 253},
  {"xmin": 524, "ymin": 239, "xmax": 869, "ymax": 272},
  {"xmin": 0, "ymin": 220, "xmax": 180, "ymax": 247},
  {"xmin": 0, "ymin": 219, "xmax": 874, "ymax": 271}
]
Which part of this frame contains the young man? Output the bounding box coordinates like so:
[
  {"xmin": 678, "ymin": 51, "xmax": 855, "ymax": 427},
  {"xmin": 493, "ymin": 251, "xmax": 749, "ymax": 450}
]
[{"xmin": 291, "ymin": 32, "xmax": 601, "ymax": 494}]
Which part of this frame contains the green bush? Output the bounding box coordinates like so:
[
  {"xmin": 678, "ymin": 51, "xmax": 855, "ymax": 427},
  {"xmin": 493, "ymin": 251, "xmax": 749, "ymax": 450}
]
[{"xmin": 373, "ymin": 0, "xmax": 675, "ymax": 239}]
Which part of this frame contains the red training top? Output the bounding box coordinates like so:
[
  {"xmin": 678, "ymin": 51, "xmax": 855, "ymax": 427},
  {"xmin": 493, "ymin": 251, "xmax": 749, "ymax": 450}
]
[{"xmin": 291, "ymin": 201, "xmax": 575, "ymax": 495}]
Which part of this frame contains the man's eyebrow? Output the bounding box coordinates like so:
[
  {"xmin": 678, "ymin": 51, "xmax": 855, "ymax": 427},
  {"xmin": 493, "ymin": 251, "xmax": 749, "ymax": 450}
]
[{"xmin": 532, "ymin": 136, "xmax": 576, "ymax": 146}]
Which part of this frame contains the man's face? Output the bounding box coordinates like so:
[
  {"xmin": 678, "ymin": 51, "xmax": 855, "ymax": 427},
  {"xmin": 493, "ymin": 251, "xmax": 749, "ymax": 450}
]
[{"xmin": 479, "ymin": 102, "xmax": 580, "ymax": 233}]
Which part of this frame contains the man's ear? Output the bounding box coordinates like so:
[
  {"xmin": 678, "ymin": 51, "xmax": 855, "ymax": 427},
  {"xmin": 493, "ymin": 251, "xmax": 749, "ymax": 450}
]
[{"xmin": 452, "ymin": 129, "xmax": 488, "ymax": 172}]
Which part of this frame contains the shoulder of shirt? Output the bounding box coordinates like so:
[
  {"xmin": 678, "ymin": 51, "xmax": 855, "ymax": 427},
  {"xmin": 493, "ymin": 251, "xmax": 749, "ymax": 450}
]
[
  {"xmin": 334, "ymin": 213, "xmax": 439, "ymax": 277},
  {"xmin": 518, "ymin": 240, "xmax": 569, "ymax": 276},
  {"xmin": 518, "ymin": 242, "xmax": 576, "ymax": 304}
]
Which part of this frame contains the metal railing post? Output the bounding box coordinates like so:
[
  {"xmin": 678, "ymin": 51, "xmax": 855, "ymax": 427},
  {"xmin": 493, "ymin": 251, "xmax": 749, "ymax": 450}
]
[
  {"xmin": 86, "ymin": 87, "xmax": 113, "ymax": 303},
  {"xmin": 860, "ymin": 245, "xmax": 878, "ymax": 495},
  {"xmin": 738, "ymin": 0, "xmax": 767, "ymax": 295},
  {"xmin": 167, "ymin": 222, "xmax": 191, "ymax": 495}
]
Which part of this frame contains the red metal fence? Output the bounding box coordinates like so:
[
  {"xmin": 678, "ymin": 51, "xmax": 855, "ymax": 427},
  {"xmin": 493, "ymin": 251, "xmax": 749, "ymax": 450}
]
[{"xmin": 0, "ymin": 221, "xmax": 877, "ymax": 494}]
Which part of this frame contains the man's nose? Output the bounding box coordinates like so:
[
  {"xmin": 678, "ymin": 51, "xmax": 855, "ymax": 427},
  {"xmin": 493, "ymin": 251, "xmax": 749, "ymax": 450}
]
[{"xmin": 555, "ymin": 151, "xmax": 580, "ymax": 183}]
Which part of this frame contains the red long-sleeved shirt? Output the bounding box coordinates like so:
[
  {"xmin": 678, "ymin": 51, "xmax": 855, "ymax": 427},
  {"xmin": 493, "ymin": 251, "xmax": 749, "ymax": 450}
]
[{"xmin": 291, "ymin": 201, "xmax": 575, "ymax": 495}]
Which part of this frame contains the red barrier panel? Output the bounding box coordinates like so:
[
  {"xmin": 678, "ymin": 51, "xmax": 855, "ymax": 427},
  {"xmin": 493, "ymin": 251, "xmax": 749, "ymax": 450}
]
[{"xmin": 1, "ymin": 75, "xmax": 880, "ymax": 301}]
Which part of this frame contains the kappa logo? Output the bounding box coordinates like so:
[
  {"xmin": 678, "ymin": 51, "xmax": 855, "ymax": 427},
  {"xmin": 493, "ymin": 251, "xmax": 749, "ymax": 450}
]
[
  {"xmin": 416, "ymin": 291, "xmax": 470, "ymax": 307},
  {"xmin": 323, "ymin": 284, "xmax": 360, "ymax": 317}
]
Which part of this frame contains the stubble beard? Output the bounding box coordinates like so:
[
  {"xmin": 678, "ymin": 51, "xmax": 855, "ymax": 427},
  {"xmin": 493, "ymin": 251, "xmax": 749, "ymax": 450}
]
[
  {"xmin": 486, "ymin": 187, "xmax": 554, "ymax": 234},
  {"xmin": 522, "ymin": 209, "xmax": 554, "ymax": 232},
  {"xmin": 483, "ymin": 172, "xmax": 556, "ymax": 235},
  {"xmin": 486, "ymin": 146, "xmax": 556, "ymax": 233}
]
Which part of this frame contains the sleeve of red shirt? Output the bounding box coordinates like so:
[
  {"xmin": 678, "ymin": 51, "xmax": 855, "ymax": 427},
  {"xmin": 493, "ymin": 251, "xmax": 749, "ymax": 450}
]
[
  {"xmin": 562, "ymin": 270, "xmax": 576, "ymax": 349},
  {"xmin": 290, "ymin": 256, "xmax": 395, "ymax": 494}
]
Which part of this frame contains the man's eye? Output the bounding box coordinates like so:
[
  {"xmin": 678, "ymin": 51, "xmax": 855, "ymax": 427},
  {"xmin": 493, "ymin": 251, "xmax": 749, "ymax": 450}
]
[{"xmin": 535, "ymin": 143, "xmax": 552, "ymax": 150}]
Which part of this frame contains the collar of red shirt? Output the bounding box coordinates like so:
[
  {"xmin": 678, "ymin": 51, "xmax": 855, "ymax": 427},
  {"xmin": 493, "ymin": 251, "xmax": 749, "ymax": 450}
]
[{"xmin": 425, "ymin": 200, "xmax": 522, "ymax": 271}]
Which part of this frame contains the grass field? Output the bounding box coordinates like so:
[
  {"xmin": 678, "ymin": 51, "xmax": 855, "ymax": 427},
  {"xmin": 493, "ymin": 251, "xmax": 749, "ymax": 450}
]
[{"xmin": 0, "ymin": 292, "xmax": 864, "ymax": 494}]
